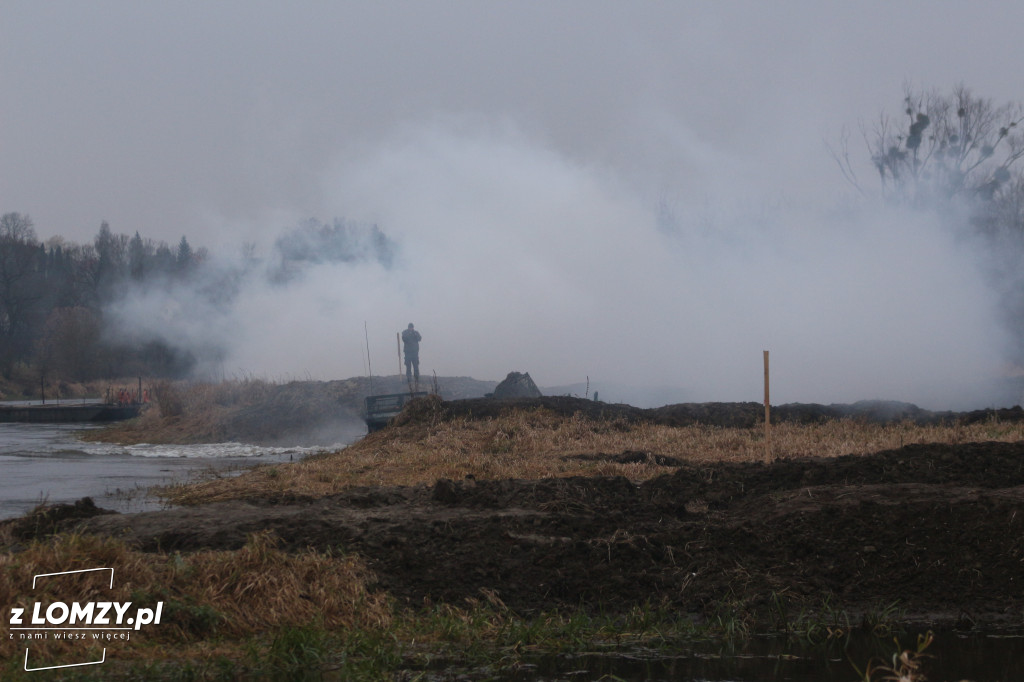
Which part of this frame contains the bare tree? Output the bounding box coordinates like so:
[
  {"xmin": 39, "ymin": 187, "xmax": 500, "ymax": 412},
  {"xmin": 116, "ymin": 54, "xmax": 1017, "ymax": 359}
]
[
  {"xmin": 0, "ymin": 212, "xmax": 36, "ymax": 242},
  {"xmin": 833, "ymin": 87, "xmax": 1024, "ymax": 367},
  {"xmin": 867, "ymin": 85, "xmax": 1024, "ymax": 207}
]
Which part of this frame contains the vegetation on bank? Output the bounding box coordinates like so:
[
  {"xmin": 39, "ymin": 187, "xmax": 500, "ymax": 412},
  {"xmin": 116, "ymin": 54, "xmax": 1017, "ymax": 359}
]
[
  {"xmin": 0, "ymin": 374, "xmax": 142, "ymax": 404},
  {"xmin": 79, "ymin": 376, "xmax": 496, "ymax": 446},
  {"xmin": 79, "ymin": 377, "xmax": 367, "ymax": 445},
  {"xmin": 0, "ymin": 530, "xmax": 389, "ymax": 679},
  {"xmin": 160, "ymin": 393, "xmax": 1024, "ymax": 506},
  {"xmin": 0, "ymin": 528, "xmax": 927, "ymax": 681},
  {"xmin": 4, "ymin": 384, "xmax": 1015, "ymax": 679}
]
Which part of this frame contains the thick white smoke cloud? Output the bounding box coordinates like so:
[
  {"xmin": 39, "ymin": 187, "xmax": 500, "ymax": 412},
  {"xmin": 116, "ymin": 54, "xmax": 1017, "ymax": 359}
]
[{"xmin": 108, "ymin": 121, "xmax": 1008, "ymax": 410}]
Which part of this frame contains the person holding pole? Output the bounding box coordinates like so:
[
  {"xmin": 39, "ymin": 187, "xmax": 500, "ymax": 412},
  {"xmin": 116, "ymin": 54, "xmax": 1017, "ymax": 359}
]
[{"xmin": 401, "ymin": 323, "xmax": 422, "ymax": 385}]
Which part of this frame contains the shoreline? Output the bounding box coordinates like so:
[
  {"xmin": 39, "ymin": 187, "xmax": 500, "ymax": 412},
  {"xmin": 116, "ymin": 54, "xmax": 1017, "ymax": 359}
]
[
  {"xmin": 11, "ymin": 437, "xmax": 1024, "ymax": 629},
  {"xmin": 4, "ymin": 394, "xmax": 1024, "ymax": 678}
]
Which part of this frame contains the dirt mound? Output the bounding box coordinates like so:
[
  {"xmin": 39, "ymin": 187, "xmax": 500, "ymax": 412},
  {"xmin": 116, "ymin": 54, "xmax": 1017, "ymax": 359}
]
[
  {"xmin": 491, "ymin": 371, "xmax": 542, "ymax": 399},
  {"xmin": 564, "ymin": 451, "xmax": 686, "ymax": 467},
  {"xmin": 412, "ymin": 395, "xmax": 1024, "ymax": 428},
  {"xmin": 442, "ymin": 395, "xmax": 647, "ymax": 422},
  {"xmin": 59, "ymin": 441, "xmax": 1024, "ymax": 624},
  {"xmin": 1, "ymin": 497, "xmax": 116, "ymax": 541}
]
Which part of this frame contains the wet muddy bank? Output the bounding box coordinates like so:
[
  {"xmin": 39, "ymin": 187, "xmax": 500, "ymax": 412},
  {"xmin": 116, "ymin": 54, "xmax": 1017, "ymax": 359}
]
[{"xmin": 15, "ymin": 438, "xmax": 1024, "ymax": 630}]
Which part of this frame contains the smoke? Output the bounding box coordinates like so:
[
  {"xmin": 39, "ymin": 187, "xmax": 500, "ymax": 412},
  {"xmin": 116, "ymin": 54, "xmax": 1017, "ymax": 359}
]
[{"xmin": 106, "ymin": 120, "xmax": 1010, "ymax": 410}]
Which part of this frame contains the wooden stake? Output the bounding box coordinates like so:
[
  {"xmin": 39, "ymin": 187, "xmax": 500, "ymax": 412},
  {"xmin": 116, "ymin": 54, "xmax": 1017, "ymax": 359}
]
[
  {"xmin": 763, "ymin": 350, "xmax": 771, "ymax": 463},
  {"xmin": 365, "ymin": 321, "xmax": 373, "ymax": 395}
]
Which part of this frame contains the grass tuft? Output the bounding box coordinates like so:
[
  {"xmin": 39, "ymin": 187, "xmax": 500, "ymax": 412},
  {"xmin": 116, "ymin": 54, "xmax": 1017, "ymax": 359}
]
[{"xmin": 0, "ymin": 531, "xmax": 390, "ymax": 666}]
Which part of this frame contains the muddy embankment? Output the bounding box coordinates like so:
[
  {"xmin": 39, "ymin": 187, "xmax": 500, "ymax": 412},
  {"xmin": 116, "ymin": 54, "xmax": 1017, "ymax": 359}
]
[{"xmin": 9, "ymin": 396, "xmax": 1024, "ymax": 626}]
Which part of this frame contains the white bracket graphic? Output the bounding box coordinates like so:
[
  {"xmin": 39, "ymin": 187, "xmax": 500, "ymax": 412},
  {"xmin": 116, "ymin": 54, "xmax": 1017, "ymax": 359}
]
[
  {"xmin": 25, "ymin": 648, "xmax": 106, "ymax": 671},
  {"xmin": 22, "ymin": 568, "xmax": 115, "ymax": 671},
  {"xmin": 33, "ymin": 567, "xmax": 114, "ymax": 589}
]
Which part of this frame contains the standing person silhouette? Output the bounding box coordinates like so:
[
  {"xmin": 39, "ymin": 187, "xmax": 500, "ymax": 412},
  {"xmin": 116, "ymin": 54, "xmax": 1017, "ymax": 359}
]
[{"xmin": 401, "ymin": 323, "xmax": 422, "ymax": 385}]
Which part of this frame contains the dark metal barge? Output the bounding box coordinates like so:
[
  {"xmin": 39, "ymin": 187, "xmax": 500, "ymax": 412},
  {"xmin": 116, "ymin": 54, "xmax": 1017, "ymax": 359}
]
[{"xmin": 0, "ymin": 402, "xmax": 140, "ymax": 424}]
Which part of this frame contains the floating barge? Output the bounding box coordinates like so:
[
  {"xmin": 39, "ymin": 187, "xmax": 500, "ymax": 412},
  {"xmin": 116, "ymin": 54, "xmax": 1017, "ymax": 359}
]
[{"xmin": 0, "ymin": 402, "xmax": 140, "ymax": 424}]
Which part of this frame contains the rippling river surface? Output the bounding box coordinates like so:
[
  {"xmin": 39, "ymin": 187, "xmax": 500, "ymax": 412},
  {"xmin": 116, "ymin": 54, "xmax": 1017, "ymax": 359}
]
[{"xmin": 0, "ymin": 422, "xmax": 338, "ymax": 519}]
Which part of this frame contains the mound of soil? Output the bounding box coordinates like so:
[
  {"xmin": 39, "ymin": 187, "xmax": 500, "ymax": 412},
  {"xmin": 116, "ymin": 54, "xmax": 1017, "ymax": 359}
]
[
  {"xmin": 491, "ymin": 371, "xmax": 542, "ymax": 399},
  {"xmin": 50, "ymin": 440, "xmax": 1024, "ymax": 626},
  {"xmin": 2, "ymin": 497, "xmax": 116, "ymax": 541},
  {"xmin": 433, "ymin": 395, "xmax": 1024, "ymax": 428}
]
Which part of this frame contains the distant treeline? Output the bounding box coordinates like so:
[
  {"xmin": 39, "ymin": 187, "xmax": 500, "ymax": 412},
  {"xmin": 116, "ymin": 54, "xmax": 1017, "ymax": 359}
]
[{"xmin": 0, "ymin": 214, "xmax": 395, "ymax": 387}]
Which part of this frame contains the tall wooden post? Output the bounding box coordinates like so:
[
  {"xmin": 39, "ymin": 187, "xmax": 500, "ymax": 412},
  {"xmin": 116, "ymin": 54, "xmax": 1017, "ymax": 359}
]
[
  {"xmin": 365, "ymin": 321, "xmax": 373, "ymax": 395},
  {"xmin": 763, "ymin": 350, "xmax": 771, "ymax": 463},
  {"xmin": 397, "ymin": 332, "xmax": 402, "ymax": 376}
]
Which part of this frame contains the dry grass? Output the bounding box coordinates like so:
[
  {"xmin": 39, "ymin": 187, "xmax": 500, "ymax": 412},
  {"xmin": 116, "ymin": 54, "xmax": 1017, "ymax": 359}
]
[
  {"xmin": 81, "ymin": 376, "xmax": 498, "ymax": 446},
  {"xmin": 0, "ymin": 530, "xmax": 390, "ymax": 664},
  {"xmin": 6, "ymin": 399, "xmax": 1018, "ymax": 675},
  {"xmin": 160, "ymin": 405, "xmax": 1024, "ymax": 506},
  {"xmin": 80, "ymin": 377, "xmax": 355, "ymax": 445},
  {"xmin": 0, "ymin": 374, "xmax": 152, "ymax": 403},
  {"xmin": 76, "ymin": 379, "xmax": 251, "ymax": 445}
]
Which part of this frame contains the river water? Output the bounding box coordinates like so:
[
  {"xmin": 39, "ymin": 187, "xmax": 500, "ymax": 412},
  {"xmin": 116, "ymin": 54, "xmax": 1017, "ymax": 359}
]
[{"xmin": 0, "ymin": 422, "xmax": 339, "ymax": 519}]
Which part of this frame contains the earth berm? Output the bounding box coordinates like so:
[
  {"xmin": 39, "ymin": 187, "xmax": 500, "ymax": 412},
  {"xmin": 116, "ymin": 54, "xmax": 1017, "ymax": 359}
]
[{"xmin": 11, "ymin": 397, "xmax": 1024, "ymax": 627}]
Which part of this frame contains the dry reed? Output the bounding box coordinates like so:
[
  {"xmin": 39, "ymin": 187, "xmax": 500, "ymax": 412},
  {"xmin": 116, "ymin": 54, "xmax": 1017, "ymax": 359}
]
[
  {"xmin": 0, "ymin": 530, "xmax": 390, "ymax": 664},
  {"xmin": 161, "ymin": 406, "xmax": 1024, "ymax": 506},
  {"xmin": 81, "ymin": 377, "xmax": 373, "ymax": 445}
]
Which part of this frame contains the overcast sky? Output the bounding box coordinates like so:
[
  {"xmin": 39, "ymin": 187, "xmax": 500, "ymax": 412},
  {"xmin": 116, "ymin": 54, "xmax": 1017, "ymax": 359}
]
[{"xmin": 3, "ymin": 2, "xmax": 1023, "ymax": 407}]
